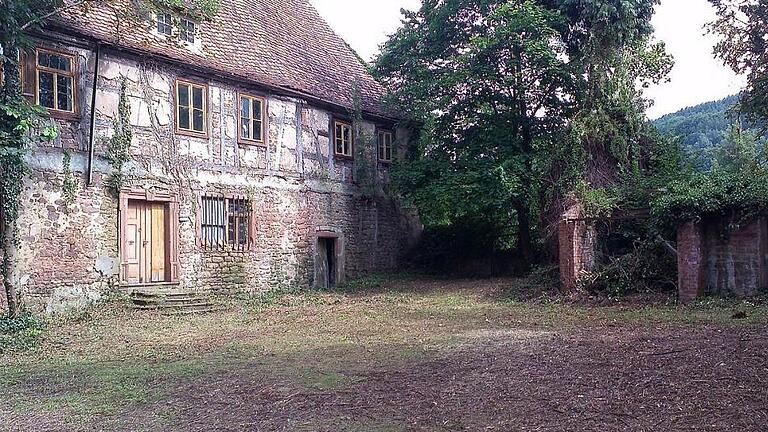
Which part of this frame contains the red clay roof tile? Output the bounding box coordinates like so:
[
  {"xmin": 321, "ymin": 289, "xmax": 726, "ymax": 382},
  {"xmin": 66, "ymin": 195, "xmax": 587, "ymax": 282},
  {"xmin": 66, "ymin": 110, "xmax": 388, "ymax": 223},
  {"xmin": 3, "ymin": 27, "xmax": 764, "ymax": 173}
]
[{"xmin": 54, "ymin": 0, "xmax": 393, "ymax": 118}]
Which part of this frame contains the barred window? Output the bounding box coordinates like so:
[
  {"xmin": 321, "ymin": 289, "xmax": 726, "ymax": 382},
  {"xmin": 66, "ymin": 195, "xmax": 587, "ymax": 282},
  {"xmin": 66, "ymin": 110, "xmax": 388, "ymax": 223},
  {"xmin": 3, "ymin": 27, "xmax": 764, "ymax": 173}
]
[{"xmin": 200, "ymin": 195, "xmax": 250, "ymax": 250}]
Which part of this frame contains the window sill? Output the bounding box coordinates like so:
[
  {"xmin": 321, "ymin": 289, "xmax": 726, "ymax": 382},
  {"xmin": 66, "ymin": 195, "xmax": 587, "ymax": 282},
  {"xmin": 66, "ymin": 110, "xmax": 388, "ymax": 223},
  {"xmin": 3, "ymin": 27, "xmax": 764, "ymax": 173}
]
[
  {"xmin": 200, "ymin": 247, "xmax": 253, "ymax": 253},
  {"xmin": 47, "ymin": 110, "xmax": 81, "ymax": 122},
  {"xmin": 176, "ymin": 129, "xmax": 209, "ymax": 139},
  {"xmin": 120, "ymin": 281, "xmax": 180, "ymax": 290},
  {"xmin": 334, "ymin": 154, "xmax": 355, "ymax": 161},
  {"xmin": 238, "ymin": 140, "xmax": 267, "ymax": 148}
]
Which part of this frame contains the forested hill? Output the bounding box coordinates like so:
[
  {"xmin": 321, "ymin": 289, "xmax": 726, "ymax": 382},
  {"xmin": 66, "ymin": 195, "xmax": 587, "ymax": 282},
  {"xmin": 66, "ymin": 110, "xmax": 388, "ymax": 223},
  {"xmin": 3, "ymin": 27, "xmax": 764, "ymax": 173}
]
[{"xmin": 652, "ymin": 95, "xmax": 740, "ymax": 151}]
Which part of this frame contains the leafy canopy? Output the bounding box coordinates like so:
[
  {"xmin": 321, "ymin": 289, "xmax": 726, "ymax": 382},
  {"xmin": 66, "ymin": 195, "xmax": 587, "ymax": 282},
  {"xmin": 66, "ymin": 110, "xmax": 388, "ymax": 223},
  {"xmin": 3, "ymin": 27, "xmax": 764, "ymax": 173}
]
[{"xmin": 376, "ymin": 0, "xmax": 669, "ymax": 261}]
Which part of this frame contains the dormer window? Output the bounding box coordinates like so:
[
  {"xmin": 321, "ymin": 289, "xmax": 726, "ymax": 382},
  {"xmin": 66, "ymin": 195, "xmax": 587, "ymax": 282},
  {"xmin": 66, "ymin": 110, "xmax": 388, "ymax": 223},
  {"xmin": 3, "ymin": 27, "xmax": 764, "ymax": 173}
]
[
  {"xmin": 179, "ymin": 18, "xmax": 196, "ymax": 43},
  {"xmin": 156, "ymin": 12, "xmax": 172, "ymax": 36}
]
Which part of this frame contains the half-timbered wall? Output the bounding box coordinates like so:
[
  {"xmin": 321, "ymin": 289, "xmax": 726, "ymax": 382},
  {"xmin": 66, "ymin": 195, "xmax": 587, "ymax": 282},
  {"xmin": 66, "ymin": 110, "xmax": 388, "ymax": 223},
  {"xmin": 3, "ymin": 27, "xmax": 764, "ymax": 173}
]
[{"xmin": 11, "ymin": 37, "xmax": 420, "ymax": 313}]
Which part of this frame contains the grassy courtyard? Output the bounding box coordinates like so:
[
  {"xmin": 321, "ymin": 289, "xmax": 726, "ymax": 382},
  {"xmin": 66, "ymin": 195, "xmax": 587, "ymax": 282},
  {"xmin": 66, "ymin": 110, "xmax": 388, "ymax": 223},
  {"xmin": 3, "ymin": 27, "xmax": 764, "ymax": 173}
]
[{"xmin": 1, "ymin": 276, "xmax": 767, "ymax": 431}]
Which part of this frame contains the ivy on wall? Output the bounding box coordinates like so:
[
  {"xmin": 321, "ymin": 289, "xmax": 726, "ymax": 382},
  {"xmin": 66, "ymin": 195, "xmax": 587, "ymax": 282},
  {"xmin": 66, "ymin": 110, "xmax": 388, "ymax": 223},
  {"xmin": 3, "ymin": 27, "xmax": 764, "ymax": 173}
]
[
  {"xmin": 61, "ymin": 150, "xmax": 79, "ymax": 205},
  {"xmin": 350, "ymin": 83, "xmax": 377, "ymax": 199},
  {"xmin": 105, "ymin": 79, "xmax": 133, "ymax": 194}
]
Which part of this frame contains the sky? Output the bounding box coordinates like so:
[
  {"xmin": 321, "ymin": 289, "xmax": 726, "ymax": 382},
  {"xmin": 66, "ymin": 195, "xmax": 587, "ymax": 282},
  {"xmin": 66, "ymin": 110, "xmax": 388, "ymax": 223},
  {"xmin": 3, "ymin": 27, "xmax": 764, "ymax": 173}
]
[{"xmin": 309, "ymin": 0, "xmax": 746, "ymax": 119}]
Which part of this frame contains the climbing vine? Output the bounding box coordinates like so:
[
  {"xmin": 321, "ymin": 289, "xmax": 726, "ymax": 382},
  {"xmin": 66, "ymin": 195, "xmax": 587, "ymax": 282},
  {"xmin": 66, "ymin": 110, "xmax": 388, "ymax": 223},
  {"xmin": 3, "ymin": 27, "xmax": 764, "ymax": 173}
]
[
  {"xmin": 61, "ymin": 150, "xmax": 79, "ymax": 205},
  {"xmin": 1, "ymin": 45, "xmax": 59, "ymax": 317},
  {"xmin": 350, "ymin": 83, "xmax": 377, "ymax": 199},
  {"xmin": 152, "ymin": 0, "xmax": 221, "ymax": 20},
  {"xmin": 105, "ymin": 79, "xmax": 133, "ymax": 194}
]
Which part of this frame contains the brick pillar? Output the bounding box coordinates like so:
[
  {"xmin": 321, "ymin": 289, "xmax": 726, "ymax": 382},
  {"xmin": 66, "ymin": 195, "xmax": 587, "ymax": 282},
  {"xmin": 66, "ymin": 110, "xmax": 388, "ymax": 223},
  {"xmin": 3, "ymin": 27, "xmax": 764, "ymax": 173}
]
[
  {"xmin": 559, "ymin": 219, "xmax": 578, "ymax": 290},
  {"xmin": 677, "ymin": 222, "xmax": 705, "ymax": 303},
  {"xmin": 559, "ymin": 201, "xmax": 594, "ymax": 291}
]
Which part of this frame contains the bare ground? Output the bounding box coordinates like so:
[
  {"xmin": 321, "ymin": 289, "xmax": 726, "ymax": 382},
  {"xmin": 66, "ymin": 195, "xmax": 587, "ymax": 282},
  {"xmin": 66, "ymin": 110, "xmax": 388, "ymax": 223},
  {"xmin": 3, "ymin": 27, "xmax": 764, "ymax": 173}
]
[{"xmin": 1, "ymin": 277, "xmax": 767, "ymax": 431}]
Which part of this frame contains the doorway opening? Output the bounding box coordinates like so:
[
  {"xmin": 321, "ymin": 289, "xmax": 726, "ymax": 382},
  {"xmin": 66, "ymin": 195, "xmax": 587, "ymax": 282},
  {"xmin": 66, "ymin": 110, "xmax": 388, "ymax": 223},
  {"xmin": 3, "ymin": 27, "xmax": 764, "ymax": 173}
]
[{"xmin": 316, "ymin": 236, "xmax": 342, "ymax": 289}]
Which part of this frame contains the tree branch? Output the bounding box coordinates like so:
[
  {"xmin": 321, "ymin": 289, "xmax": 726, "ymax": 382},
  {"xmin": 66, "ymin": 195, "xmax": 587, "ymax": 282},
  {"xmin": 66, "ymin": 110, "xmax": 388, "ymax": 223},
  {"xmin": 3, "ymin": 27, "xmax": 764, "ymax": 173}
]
[{"xmin": 19, "ymin": 0, "xmax": 91, "ymax": 31}]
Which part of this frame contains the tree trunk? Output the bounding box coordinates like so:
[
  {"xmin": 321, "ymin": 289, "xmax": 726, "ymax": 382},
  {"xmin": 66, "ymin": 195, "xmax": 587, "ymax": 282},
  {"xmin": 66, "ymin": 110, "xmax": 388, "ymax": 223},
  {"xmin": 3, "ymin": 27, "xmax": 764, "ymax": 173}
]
[
  {"xmin": 1, "ymin": 43, "xmax": 23, "ymax": 318},
  {"xmin": 2, "ymin": 221, "xmax": 21, "ymax": 318},
  {"xmin": 515, "ymin": 204, "xmax": 533, "ymax": 271}
]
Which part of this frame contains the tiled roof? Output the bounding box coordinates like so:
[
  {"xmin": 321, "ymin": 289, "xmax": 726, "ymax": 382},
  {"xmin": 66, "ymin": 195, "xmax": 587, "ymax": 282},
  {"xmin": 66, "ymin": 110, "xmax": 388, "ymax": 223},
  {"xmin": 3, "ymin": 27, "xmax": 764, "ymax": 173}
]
[{"xmin": 53, "ymin": 0, "xmax": 393, "ymax": 118}]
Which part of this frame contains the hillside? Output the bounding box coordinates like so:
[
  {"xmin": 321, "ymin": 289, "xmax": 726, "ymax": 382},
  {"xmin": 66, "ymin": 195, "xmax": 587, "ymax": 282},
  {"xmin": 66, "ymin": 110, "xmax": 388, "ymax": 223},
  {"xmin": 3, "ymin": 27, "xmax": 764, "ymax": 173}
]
[{"xmin": 652, "ymin": 95, "xmax": 740, "ymax": 151}]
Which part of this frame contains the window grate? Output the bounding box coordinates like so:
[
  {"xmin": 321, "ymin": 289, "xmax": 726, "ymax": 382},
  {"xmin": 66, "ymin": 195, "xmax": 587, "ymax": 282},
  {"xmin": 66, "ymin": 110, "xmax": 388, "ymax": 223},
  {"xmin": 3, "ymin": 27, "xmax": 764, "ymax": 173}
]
[{"xmin": 200, "ymin": 195, "xmax": 251, "ymax": 251}]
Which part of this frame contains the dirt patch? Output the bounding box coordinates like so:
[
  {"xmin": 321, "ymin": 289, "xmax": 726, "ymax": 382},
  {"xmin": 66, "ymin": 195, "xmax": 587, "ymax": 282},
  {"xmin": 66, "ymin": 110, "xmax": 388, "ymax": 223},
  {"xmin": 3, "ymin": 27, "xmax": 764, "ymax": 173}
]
[
  {"xmin": 116, "ymin": 325, "xmax": 768, "ymax": 432},
  {"xmin": 3, "ymin": 276, "xmax": 768, "ymax": 431}
]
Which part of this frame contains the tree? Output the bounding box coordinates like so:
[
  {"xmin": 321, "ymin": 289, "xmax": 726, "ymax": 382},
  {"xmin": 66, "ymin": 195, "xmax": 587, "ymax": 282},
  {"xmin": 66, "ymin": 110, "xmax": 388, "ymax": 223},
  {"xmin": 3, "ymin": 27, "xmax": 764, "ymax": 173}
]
[
  {"xmin": 709, "ymin": 0, "xmax": 768, "ymax": 131},
  {"xmin": 375, "ymin": 0, "xmax": 669, "ymax": 268},
  {"xmin": 1, "ymin": 0, "xmax": 74, "ymax": 318}
]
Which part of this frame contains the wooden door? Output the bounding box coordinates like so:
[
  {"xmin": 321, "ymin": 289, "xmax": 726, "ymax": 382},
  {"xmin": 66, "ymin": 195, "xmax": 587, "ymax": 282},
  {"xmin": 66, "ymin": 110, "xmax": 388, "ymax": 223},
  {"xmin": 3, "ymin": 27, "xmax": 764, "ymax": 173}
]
[
  {"xmin": 124, "ymin": 201, "xmax": 142, "ymax": 284},
  {"xmin": 124, "ymin": 201, "xmax": 168, "ymax": 284}
]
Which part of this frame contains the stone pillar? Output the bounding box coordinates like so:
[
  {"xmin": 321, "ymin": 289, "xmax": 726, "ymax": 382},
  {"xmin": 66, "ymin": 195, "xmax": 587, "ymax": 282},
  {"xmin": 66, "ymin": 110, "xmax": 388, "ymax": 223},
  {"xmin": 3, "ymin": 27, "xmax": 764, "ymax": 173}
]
[{"xmin": 677, "ymin": 222, "xmax": 705, "ymax": 303}]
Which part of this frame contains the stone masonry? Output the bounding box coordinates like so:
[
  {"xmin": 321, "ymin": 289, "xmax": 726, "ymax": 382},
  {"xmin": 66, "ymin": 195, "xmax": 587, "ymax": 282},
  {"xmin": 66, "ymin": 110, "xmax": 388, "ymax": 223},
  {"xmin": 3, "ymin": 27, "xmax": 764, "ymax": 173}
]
[{"xmin": 2, "ymin": 38, "xmax": 420, "ymax": 314}]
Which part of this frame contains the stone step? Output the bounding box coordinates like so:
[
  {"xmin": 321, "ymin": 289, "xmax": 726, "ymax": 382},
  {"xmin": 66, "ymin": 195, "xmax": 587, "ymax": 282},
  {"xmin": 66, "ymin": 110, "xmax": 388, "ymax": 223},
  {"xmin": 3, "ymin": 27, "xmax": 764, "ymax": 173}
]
[
  {"xmin": 132, "ymin": 290, "xmax": 210, "ymax": 298},
  {"xmin": 129, "ymin": 287, "xmax": 217, "ymax": 314}
]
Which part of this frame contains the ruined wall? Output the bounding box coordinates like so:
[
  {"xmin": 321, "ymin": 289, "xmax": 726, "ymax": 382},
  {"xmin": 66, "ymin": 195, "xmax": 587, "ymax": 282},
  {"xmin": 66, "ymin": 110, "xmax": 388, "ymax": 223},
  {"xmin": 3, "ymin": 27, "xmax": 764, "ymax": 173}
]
[
  {"xmin": 11, "ymin": 40, "xmax": 420, "ymax": 313},
  {"xmin": 678, "ymin": 218, "xmax": 768, "ymax": 302}
]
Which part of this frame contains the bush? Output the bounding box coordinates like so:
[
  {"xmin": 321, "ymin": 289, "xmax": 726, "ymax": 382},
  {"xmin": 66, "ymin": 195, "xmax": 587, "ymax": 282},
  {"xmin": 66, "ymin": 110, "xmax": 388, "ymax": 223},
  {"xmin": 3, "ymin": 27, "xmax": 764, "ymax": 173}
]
[
  {"xmin": 652, "ymin": 168, "xmax": 768, "ymax": 231},
  {"xmin": 577, "ymin": 220, "xmax": 678, "ymax": 297},
  {"xmin": 0, "ymin": 313, "xmax": 47, "ymax": 353}
]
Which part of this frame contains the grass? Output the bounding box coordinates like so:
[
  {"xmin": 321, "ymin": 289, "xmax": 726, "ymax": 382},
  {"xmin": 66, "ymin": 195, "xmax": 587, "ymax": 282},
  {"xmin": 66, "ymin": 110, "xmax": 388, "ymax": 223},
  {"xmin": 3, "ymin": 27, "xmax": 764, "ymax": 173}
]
[{"xmin": 1, "ymin": 275, "xmax": 766, "ymax": 430}]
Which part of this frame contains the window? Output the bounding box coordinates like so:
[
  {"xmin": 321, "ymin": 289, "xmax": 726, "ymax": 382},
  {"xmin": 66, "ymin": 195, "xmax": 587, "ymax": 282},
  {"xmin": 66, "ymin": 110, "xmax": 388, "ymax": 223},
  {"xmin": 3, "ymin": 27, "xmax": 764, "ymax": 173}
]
[
  {"xmin": 156, "ymin": 12, "xmax": 172, "ymax": 36},
  {"xmin": 239, "ymin": 94, "xmax": 265, "ymax": 144},
  {"xmin": 176, "ymin": 80, "xmax": 207, "ymax": 135},
  {"xmin": 35, "ymin": 49, "xmax": 76, "ymax": 114},
  {"xmin": 200, "ymin": 195, "xmax": 251, "ymax": 250},
  {"xmin": 179, "ymin": 18, "xmax": 196, "ymax": 43},
  {"xmin": 378, "ymin": 131, "xmax": 394, "ymax": 162},
  {"xmin": 334, "ymin": 121, "xmax": 353, "ymax": 157}
]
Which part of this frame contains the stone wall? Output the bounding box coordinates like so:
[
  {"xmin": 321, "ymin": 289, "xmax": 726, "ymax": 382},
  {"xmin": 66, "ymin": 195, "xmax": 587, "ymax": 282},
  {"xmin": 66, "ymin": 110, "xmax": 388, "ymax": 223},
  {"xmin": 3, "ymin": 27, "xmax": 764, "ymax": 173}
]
[
  {"xmin": 678, "ymin": 218, "xmax": 768, "ymax": 302},
  {"xmin": 6, "ymin": 38, "xmax": 420, "ymax": 313}
]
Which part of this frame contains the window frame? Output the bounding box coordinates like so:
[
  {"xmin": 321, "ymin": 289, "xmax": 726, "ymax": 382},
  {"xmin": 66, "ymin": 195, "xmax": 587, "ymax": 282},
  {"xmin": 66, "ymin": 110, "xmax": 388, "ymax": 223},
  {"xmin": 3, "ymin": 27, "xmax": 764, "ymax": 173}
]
[
  {"xmin": 179, "ymin": 17, "xmax": 197, "ymax": 44},
  {"xmin": 197, "ymin": 194, "xmax": 253, "ymax": 252},
  {"xmin": 174, "ymin": 78, "xmax": 209, "ymax": 138},
  {"xmin": 333, "ymin": 120, "xmax": 354, "ymax": 158},
  {"xmin": 34, "ymin": 48, "xmax": 78, "ymax": 119},
  {"xmin": 377, "ymin": 130, "xmax": 395, "ymax": 163},
  {"xmin": 155, "ymin": 12, "xmax": 173, "ymax": 36},
  {"xmin": 238, "ymin": 92, "xmax": 267, "ymax": 146}
]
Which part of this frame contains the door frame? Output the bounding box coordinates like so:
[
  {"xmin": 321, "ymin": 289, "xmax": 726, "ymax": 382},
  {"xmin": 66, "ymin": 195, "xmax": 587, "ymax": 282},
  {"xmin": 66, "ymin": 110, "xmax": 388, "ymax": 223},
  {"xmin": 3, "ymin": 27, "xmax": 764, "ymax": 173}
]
[
  {"xmin": 119, "ymin": 189, "xmax": 180, "ymax": 286},
  {"xmin": 315, "ymin": 230, "xmax": 345, "ymax": 289}
]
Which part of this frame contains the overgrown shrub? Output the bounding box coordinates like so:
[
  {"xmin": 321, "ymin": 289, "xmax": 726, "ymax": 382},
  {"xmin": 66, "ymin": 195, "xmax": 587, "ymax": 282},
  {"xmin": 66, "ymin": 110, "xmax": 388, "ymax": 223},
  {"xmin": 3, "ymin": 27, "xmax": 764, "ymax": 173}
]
[
  {"xmin": 578, "ymin": 220, "xmax": 677, "ymax": 297},
  {"xmin": 652, "ymin": 168, "xmax": 768, "ymax": 232},
  {"xmin": 0, "ymin": 313, "xmax": 46, "ymax": 353}
]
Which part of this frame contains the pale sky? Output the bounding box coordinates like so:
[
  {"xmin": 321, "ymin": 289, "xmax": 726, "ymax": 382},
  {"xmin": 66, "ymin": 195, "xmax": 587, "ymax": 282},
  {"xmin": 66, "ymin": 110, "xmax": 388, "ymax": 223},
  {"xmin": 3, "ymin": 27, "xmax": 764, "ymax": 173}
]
[{"xmin": 310, "ymin": 0, "xmax": 746, "ymax": 119}]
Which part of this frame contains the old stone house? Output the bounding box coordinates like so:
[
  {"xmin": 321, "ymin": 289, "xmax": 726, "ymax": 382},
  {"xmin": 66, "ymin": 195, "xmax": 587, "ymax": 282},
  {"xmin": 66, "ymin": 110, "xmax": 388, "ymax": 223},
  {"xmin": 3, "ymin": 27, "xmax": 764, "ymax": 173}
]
[{"xmin": 0, "ymin": 0, "xmax": 420, "ymax": 313}]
